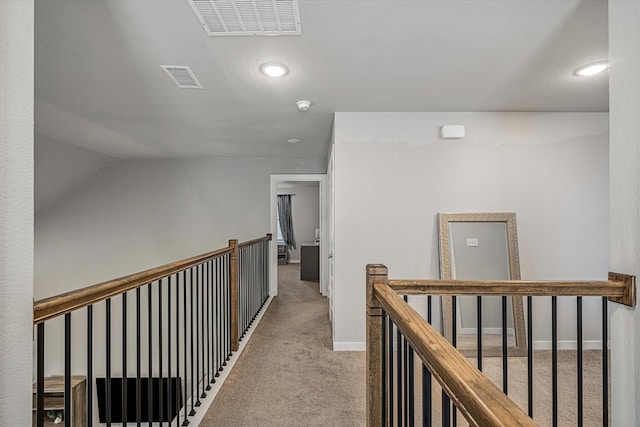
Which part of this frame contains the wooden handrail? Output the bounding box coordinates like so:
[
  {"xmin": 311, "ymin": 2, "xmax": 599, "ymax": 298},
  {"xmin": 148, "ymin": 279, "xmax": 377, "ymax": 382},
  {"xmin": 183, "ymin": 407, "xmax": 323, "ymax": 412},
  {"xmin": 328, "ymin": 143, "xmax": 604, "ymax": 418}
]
[
  {"xmin": 32, "ymin": 234, "xmax": 268, "ymax": 325},
  {"xmin": 387, "ymin": 274, "xmax": 636, "ymax": 308},
  {"xmin": 374, "ymin": 281, "xmax": 537, "ymax": 427},
  {"xmin": 238, "ymin": 233, "xmax": 272, "ymax": 249}
]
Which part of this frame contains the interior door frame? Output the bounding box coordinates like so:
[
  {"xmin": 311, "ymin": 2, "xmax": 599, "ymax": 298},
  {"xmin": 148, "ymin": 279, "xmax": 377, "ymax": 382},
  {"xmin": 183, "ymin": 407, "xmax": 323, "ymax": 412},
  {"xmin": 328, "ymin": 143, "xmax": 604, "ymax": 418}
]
[{"xmin": 270, "ymin": 174, "xmax": 328, "ymax": 297}]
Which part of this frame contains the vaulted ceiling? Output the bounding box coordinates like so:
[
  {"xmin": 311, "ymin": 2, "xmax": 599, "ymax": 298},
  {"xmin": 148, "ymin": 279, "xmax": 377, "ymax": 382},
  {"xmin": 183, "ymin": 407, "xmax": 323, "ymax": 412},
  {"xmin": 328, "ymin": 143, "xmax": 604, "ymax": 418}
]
[{"xmin": 35, "ymin": 0, "xmax": 608, "ymax": 161}]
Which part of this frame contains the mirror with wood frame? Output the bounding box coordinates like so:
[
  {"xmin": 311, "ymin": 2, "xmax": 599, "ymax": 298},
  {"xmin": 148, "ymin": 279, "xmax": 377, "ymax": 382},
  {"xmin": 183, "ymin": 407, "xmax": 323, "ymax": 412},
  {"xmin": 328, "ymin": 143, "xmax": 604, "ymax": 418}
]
[{"xmin": 438, "ymin": 212, "xmax": 526, "ymax": 357}]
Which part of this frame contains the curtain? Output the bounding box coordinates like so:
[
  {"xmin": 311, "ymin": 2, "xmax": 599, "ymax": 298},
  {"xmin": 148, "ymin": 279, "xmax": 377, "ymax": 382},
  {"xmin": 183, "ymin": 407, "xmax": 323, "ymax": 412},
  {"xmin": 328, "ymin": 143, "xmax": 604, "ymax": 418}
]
[{"xmin": 277, "ymin": 194, "xmax": 297, "ymax": 250}]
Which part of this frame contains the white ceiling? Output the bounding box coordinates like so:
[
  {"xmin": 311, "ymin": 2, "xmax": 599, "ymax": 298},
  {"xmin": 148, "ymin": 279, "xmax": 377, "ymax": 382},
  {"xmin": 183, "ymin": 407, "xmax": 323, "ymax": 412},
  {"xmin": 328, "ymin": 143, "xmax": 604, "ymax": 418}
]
[{"xmin": 35, "ymin": 0, "xmax": 608, "ymax": 160}]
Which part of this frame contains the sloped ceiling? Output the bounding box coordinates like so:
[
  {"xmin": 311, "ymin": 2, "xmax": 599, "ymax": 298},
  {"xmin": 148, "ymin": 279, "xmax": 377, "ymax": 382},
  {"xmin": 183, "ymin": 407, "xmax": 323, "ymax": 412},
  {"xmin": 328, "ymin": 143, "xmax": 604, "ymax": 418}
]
[{"xmin": 35, "ymin": 0, "xmax": 608, "ymax": 160}]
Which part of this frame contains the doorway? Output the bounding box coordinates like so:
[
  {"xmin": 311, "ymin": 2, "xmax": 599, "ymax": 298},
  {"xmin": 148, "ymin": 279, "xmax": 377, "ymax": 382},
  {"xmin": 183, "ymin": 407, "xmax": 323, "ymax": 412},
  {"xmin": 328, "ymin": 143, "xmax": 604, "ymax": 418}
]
[{"xmin": 270, "ymin": 174, "xmax": 329, "ymax": 300}]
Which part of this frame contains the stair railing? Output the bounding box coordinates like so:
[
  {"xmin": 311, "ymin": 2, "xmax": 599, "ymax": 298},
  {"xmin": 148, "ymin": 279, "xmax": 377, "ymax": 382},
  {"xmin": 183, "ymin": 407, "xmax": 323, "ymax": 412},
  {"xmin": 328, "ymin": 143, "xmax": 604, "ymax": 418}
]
[
  {"xmin": 33, "ymin": 233, "xmax": 271, "ymax": 427},
  {"xmin": 366, "ymin": 264, "xmax": 635, "ymax": 427}
]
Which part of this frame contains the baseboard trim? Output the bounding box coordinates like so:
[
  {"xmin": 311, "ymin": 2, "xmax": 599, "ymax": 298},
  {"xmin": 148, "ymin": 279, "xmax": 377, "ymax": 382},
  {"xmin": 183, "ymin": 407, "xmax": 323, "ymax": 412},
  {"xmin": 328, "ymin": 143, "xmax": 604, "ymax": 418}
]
[
  {"xmin": 532, "ymin": 340, "xmax": 607, "ymax": 350},
  {"xmin": 333, "ymin": 342, "xmax": 366, "ymax": 351},
  {"xmin": 332, "ymin": 340, "xmax": 607, "ymax": 352},
  {"xmin": 288, "ymin": 259, "xmax": 301, "ymax": 264}
]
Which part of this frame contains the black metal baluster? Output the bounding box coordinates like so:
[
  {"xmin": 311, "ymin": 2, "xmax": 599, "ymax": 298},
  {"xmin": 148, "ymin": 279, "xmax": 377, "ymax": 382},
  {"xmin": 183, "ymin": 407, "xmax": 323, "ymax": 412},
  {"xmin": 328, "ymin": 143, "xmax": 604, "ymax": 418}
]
[
  {"xmin": 226, "ymin": 254, "xmax": 231, "ymax": 362},
  {"xmin": 122, "ymin": 293, "xmax": 127, "ymax": 426},
  {"xmin": 442, "ymin": 393, "xmax": 451, "ymax": 427},
  {"xmin": 175, "ymin": 273, "xmax": 182, "ymax": 426},
  {"xmin": 200, "ymin": 263, "xmax": 207, "ymax": 398},
  {"xmin": 408, "ymin": 346, "xmax": 415, "ymax": 427},
  {"xmin": 502, "ymin": 295, "xmax": 508, "ymax": 394},
  {"xmin": 403, "ymin": 296, "xmax": 409, "ymax": 425},
  {"xmin": 423, "ymin": 363, "xmax": 431, "ymax": 427},
  {"xmin": 189, "ymin": 268, "xmax": 196, "ymax": 416},
  {"xmin": 175, "ymin": 273, "xmax": 181, "ymax": 426},
  {"xmin": 423, "ymin": 295, "xmax": 432, "ymax": 427},
  {"xmin": 158, "ymin": 279, "xmax": 163, "ymax": 425},
  {"xmin": 36, "ymin": 323, "xmax": 45, "ymax": 427},
  {"xmin": 182, "ymin": 270, "xmax": 189, "ymax": 426},
  {"xmin": 397, "ymin": 327, "xmax": 403, "ymax": 426},
  {"xmin": 577, "ymin": 296, "xmax": 583, "ymax": 427},
  {"xmin": 206, "ymin": 260, "xmax": 212, "ymax": 391},
  {"xmin": 148, "ymin": 284, "xmax": 153, "ymax": 425},
  {"xmin": 527, "ymin": 296, "xmax": 533, "ymax": 418},
  {"xmin": 136, "ymin": 288, "xmax": 141, "ymax": 426},
  {"xmin": 195, "ymin": 265, "xmax": 202, "ymax": 407},
  {"xmin": 106, "ymin": 298, "xmax": 112, "ymax": 427},
  {"xmin": 381, "ymin": 311, "xmax": 387, "ymax": 423},
  {"xmin": 216, "ymin": 257, "xmax": 222, "ymax": 377},
  {"xmin": 87, "ymin": 305, "xmax": 93, "ymax": 426},
  {"xmin": 211, "ymin": 258, "xmax": 217, "ymax": 383},
  {"xmin": 238, "ymin": 248, "xmax": 242, "ymax": 339},
  {"xmin": 602, "ymin": 297, "xmax": 608, "ymax": 427},
  {"xmin": 477, "ymin": 295, "xmax": 483, "ymax": 371},
  {"xmin": 388, "ymin": 317, "xmax": 394, "ymax": 426},
  {"xmin": 168, "ymin": 276, "xmax": 172, "ymax": 425},
  {"xmin": 64, "ymin": 313, "xmax": 71, "ymax": 427},
  {"xmin": 451, "ymin": 296, "xmax": 457, "ymax": 425},
  {"xmin": 552, "ymin": 296, "xmax": 558, "ymax": 427}
]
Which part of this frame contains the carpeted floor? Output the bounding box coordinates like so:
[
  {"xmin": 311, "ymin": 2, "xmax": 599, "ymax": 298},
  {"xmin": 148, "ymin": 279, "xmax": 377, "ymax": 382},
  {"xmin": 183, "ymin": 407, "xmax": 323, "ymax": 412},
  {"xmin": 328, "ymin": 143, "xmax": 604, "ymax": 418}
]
[
  {"xmin": 202, "ymin": 264, "xmax": 608, "ymax": 426},
  {"xmin": 200, "ymin": 264, "xmax": 366, "ymax": 426}
]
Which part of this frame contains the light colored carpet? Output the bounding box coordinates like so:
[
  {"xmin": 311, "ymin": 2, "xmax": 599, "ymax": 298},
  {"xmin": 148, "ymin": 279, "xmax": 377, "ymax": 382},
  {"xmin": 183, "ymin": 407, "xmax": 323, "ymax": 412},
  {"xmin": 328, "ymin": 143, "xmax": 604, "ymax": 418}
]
[
  {"xmin": 200, "ymin": 264, "xmax": 366, "ymax": 426},
  {"xmin": 202, "ymin": 264, "xmax": 608, "ymax": 426}
]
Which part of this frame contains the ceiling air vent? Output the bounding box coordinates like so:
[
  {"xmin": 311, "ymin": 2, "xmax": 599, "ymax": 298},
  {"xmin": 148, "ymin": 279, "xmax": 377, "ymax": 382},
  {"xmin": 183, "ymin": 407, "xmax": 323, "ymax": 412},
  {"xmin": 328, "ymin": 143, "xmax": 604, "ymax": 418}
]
[
  {"xmin": 187, "ymin": 0, "xmax": 302, "ymax": 36},
  {"xmin": 160, "ymin": 65, "xmax": 203, "ymax": 89}
]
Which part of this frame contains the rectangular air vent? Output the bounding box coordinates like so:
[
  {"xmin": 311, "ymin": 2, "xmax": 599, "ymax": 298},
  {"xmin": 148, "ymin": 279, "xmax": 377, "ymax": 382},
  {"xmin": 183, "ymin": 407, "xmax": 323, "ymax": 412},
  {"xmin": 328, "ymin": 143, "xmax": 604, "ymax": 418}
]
[
  {"xmin": 187, "ymin": 0, "xmax": 302, "ymax": 36},
  {"xmin": 160, "ymin": 65, "xmax": 203, "ymax": 89}
]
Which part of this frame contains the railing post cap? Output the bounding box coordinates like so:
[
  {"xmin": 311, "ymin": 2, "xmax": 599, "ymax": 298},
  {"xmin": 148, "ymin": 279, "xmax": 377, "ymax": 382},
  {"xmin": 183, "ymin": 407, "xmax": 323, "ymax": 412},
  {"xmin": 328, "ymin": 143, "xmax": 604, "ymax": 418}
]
[{"xmin": 366, "ymin": 264, "xmax": 388, "ymax": 275}]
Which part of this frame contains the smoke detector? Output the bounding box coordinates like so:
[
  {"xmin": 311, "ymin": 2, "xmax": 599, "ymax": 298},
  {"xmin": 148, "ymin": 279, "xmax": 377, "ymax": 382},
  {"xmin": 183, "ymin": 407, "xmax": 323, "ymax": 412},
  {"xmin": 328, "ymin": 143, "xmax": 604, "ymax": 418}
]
[{"xmin": 296, "ymin": 100, "xmax": 311, "ymax": 112}]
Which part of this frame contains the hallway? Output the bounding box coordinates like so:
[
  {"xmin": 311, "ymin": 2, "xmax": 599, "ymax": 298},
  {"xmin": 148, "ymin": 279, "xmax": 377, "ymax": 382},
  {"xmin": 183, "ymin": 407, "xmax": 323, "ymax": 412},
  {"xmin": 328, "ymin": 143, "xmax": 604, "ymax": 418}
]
[{"xmin": 201, "ymin": 264, "xmax": 366, "ymax": 426}]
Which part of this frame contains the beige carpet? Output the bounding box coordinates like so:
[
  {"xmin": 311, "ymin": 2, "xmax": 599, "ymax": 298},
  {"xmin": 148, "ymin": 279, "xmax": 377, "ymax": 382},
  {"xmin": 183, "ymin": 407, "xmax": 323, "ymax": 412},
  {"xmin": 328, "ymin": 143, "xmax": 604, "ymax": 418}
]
[
  {"xmin": 201, "ymin": 264, "xmax": 366, "ymax": 426},
  {"xmin": 202, "ymin": 264, "xmax": 608, "ymax": 426}
]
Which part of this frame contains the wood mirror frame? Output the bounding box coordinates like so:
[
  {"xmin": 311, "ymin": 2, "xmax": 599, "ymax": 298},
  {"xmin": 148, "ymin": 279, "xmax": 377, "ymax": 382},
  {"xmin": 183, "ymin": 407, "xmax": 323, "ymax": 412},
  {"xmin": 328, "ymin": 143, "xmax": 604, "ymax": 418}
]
[{"xmin": 438, "ymin": 212, "xmax": 527, "ymax": 357}]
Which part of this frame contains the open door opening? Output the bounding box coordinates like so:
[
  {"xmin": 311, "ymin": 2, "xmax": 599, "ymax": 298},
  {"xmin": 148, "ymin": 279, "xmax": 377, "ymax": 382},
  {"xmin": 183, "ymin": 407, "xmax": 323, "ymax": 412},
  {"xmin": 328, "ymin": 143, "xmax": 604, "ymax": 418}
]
[{"xmin": 270, "ymin": 174, "xmax": 329, "ymax": 301}]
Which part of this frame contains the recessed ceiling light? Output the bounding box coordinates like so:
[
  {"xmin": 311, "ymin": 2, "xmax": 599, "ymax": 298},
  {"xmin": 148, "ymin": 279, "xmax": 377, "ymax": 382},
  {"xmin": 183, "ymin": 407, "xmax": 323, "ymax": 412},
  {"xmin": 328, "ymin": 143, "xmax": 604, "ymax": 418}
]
[
  {"xmin": 260, "ymin": 63, "xmax": 289, "ymax": 78},
  {"xmin": 288, "ymin": 139, "xmax": 301, "ymax": 144},
  {"xmin": 574, "ymin": 61, "xmax": 609, "ymax": 77}
]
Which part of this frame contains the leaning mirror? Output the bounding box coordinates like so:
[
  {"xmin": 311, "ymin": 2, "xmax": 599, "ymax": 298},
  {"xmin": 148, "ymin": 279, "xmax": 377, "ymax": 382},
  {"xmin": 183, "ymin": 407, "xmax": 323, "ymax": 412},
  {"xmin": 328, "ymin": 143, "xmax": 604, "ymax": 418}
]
[{"xmin": 438, "ymin": 212, "xmax": 526, "ymax": 357}]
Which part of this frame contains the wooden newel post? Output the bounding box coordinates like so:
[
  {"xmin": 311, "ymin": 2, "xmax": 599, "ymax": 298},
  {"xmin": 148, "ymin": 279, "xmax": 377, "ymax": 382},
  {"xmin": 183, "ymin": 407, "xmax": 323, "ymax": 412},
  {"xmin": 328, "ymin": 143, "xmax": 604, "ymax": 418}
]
[
  {"xmin": 229, "ymin": 239, "xmax": 239, "ymax": 352},
  {"xmin": 367, "ymin": 264, "xmax": 388, "ymax": 427}
]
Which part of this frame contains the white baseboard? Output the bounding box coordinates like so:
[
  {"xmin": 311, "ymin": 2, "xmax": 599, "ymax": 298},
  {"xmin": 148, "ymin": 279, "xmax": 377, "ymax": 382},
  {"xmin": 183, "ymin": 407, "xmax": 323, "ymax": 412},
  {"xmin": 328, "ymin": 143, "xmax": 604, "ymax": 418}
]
[
  {"xmin": 333, "ymin": 341, "xmax": 366, "ymax": 351},
  {"xmin": 288, "ymin": 259, "xmax": 301, "ymax": 264},
  {"xmin": 331, "ymin": 340, "xmax": 607, "ymax": 352},
  {"xmin": 532, "ymin": 340, "xmax": 608, "ymax": 351}
]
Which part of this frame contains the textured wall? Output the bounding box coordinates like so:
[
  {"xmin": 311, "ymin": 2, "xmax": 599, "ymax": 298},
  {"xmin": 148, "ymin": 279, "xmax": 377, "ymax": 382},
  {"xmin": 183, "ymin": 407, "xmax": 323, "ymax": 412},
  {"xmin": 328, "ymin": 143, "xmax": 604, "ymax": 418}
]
[
  {"xmin": 0, "ymin": 0, "xmax": 34, "ymax": 422},
  {"xmin": 609, "ymin": 1, "xmax": 640, "ymax": 424}
]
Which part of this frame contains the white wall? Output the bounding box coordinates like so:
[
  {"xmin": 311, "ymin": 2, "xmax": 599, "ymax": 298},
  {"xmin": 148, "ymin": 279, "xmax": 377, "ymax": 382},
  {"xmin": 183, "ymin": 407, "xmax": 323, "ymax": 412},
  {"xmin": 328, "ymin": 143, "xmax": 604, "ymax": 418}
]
[
  {"xmin": 609, "ymin": 1, "xmax": 640, "ymax": 424},
  {"xmin": 35, "ymin": 156, "xmax": 326, "ymax": 299},
  {"xmin": 332, "ymin": 112, "xmax": 609, "ymax": 349},
  {"xmin": 35, "ymin": 134, "xmax": 118, "ymax": 213},
  {"xmin": 277, "ymin": 183, "xmax": 320, "ymax": 261},
  {"xmin": 0, "ymin": 0, "xmax": 34, "ymax": 422}
]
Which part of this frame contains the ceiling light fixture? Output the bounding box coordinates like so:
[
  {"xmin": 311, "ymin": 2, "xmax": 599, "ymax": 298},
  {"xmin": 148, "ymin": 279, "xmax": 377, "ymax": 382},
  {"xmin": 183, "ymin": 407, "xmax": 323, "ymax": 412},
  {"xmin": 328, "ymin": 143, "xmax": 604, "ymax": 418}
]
[
  {"xmin": 259, "ymin": 63, "xmax": 289, "ymax": 78},
  {"xmin": 296, "ymin": 100, "xmax": 311, "ymax": 112},
  {"xmin": 574, "ymin": 61, "xmax": 609, "ymax": 77},
  {"xmin": 288, "ymin": 139, "xmax": 301, "ymax": 144}
]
